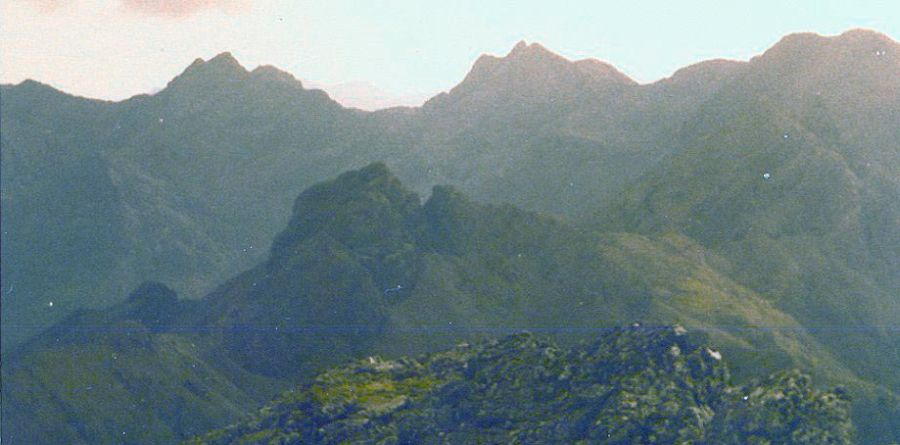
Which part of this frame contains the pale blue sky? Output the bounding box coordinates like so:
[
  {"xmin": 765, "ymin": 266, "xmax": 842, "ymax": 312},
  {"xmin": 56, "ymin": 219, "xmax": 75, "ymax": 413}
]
[{"xmin": 2, "ymin": 0, "xmax": 898, "ymax": 103}]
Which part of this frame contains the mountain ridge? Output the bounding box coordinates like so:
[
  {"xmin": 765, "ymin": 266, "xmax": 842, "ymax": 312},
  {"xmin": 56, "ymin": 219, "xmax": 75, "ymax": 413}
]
[
  {"xmin": 5, "ymin": 163, "xmax": 897, "ymax": 443},
  {"xmin": 9, "ymin": 28, "xmax": 893, "ymax": 102},
  {"xmin": 4, "ymin": 24, "xmax": 897, "ymax": 352},
  {"xmin": 3, "ymin": 29, "xmax": 899, "ymax": 443},
  {"xmin": 4, "ymin": 28, "xmax": 895, "ymax": 345}
]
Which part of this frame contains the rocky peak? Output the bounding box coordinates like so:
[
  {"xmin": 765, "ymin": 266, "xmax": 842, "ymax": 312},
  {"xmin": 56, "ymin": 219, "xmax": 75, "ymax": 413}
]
[
  {"xmin": 269, "ymin": 163, "xmax": 422, "ymax": 262},
  {"xmin": 188, "ymin": 52, "xmax": 246, "ymax": 76},
  {"xmin": 163, "ymin": 51, "xmax": 249, "ymax": 92},
  {"xmin": 427, "ymin": 40, "xmax": 634, "ymax": 112},
  {"xmin": 506, "ymin": 40, "xmax": 566, "ymax": 62}
]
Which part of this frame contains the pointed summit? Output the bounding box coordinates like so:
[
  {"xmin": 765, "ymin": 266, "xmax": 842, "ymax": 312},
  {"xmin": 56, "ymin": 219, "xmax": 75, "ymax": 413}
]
[
  {"xmin": 510, "ymin": 40, "xmax": 529, "ymax": 53},
  {"xmin": 506, "ymin": 40, "xmax": 562, "ymax": 62},
  {"xmin": 208, "ymin": 51, "xmax": 240, "ymax": 64},
  {"xmin": 184, "ymin": 52, "xmax": 247, "ymax": 77}
]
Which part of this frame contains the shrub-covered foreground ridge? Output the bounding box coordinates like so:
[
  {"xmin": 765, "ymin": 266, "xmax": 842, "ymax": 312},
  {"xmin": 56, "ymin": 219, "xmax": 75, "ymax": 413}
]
[{"xmin": 190, "ymin": 326, "xmax": 853, "ymax": 444}]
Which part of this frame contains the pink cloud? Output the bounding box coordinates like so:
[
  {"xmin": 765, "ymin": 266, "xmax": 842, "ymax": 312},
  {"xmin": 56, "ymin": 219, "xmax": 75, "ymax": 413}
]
[{"xmin": 119, "ymin": 0, "xmax": 251, "ymax": 17}]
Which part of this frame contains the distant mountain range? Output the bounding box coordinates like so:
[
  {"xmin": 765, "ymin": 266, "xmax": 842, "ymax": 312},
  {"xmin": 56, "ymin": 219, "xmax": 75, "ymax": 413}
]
[{"xmin": 1, "ymin": 29, "xmax": 898, "ymax": 443}]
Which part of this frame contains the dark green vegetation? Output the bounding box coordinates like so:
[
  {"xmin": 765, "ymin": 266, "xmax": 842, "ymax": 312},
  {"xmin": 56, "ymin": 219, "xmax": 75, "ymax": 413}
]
[
  {"xmin": 189, "ymin": 329, "xmax": 854, "ymax": 445},
  {"xmin": 2, "ymin": 29, "xmax": 898, "ymax": 444}
]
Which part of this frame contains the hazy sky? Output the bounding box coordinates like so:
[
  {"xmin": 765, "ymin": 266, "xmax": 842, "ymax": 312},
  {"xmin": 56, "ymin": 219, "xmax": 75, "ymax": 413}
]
[{"xmin": 2, "ymin": 0, "xmax": 898, "ymax": 103}]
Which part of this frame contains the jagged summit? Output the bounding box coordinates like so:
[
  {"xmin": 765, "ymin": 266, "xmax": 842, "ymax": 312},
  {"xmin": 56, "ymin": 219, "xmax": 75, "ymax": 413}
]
[
  {"xmin": 156, "ymin": 51, "xmax": 332, "ymax": 101},
  {"xmin": 506, "ymin": 40, "xmax": 561, "ymax": 60},
  {"xmin": 188, "ymin": 51, "xmax": 246, "ymax": 74},
  {"xmin": 502, "ymin": 39, "xmax": 634, "ymax": 83},
  {"xmin": 426, "ymin": 40, "xmax": 634, "ymax": 111},
  {"xmin": 490, "ymin": 39, "xmax": 633, "ymax": 82},
  {"xmin": 164, "ymin": 51, "xmax": 250, "ymax": 91},
  {"xmin": 182, "ymin": 52, "xmax": 247, "ymax": 78}
]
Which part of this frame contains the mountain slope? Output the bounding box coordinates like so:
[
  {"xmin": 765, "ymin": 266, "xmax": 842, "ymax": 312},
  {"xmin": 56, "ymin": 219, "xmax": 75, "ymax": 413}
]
[
  {"xmin": 6, "ymin": 32, "xmax": 879, "ymax": 350},
  {"xmin": 0, "ymin": 54, "xmax": 387, "ymax": 348},
  {"xmin": 593, "ymin": 30, "xmax": 900, "ymax": 444},
  {"xmin": 1, "ymin": 82, "xmax": 136, "ymax": 347},
  {"xmin": 397, "ymin": 41, "xmax": 689, "ymax": 219},
  {"xmin": 4, "ymin": 164, "xmax": 891, "ymax": 444}
]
